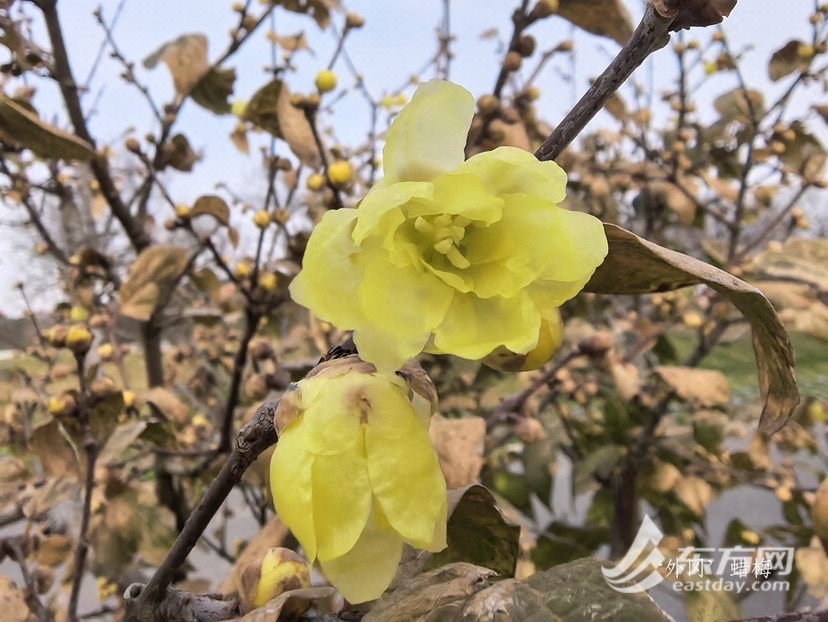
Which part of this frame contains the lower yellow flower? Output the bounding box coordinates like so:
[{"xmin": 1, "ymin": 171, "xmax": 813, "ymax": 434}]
[{"xmin": 269, "ymin": 358, "xmax": 447, "ymax": 603}]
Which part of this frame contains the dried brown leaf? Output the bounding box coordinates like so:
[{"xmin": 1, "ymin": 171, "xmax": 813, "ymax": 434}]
[
  {"xmin": 191, "ymin": 66, "xmax": 236, "ymax": 114},
  {"xmin": 191, "ymin": 194, "xmax": 231, "ymax": 227},
  {"xmin": 557, "ymin": 0, "xmax": 634, "ymax": 46},
  {"xmin": 769, "ymin": 40, "xmax": 811, "ymax": 81},
  {"xmin": 143, "ymin": 33, "xmax": 209, "ymax": 98},
  {"xmin": 244, "ymin": 80, "xmax": 322, "ymax": 167},
  {"xmin": 28, "ymin": 418, "xmax": 79, "ymax": 480},
  {"xmin": 654, "ymin": 366, "xmax": 730, "ymax": 408},
  {"xmin": 0, "ymin": 577, "xmax": 37, "ymax": 622},
  {"xmin": 0, "ymin": 94, "xmax": 94, "ymax": 161},
  {"xmin": 141, "ymin": 387, "xmax": 189, "ymax": 423},
  {"xmin": 429, "ymin": 414, "xmax": 485, "ymax": 489},
  {"xmin": 120, "ymin": 246, "xmax": 190, "ymax": 322},
  {"xmin": 653, "ymin": 0, "xmax": 737, "ymax": 31},
  {"xmin": 584, "ymin": 224, "xmax": 799, "ymax": 433}
]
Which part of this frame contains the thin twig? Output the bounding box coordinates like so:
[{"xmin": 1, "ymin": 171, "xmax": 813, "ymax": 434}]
[
  {"xmin": 122, "ymin": 400, "xmax": 280, "ymax": 622},
  {"xmin": 68, "ymin": 350, "xmax": 98, "ymax": 622},
  {"xmin": 535, "ymin": 3, "xmax": 674, "ymax": 162}
]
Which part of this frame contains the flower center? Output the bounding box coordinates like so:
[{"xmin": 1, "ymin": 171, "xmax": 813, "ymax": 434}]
[{"xmin": 413, "ymin": 214, "xmax": 472, "ymax": 270}]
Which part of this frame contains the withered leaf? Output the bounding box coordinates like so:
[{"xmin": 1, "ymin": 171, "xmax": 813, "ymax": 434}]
[
  {"xmin": 191, "ymin": 194, "xmax": 230, "ymax": 226},
  {"xmin": 0, "ymin": 577, "xmax": 37, "ymax": 622},
  {"xmin": 584, "ymin": 224, "xmax": 799, "ymax": 433},
  {"xmin": 279, "ymin": 0, "xmax": 340, "ymax": 29},
  {"xmin": 557, "ymin": 0, "xmax": 634, "ymax": 47},
  {"xmin": 714, "ymin": 87, "xmax": 765, "ymax": 124},
  {"xmin": 161, "ymin": 133, "xmax": 198, "ymax": 172},
  {"xmin": 428, "ymin": 414, "xmax": 485, "ymax": 489},
  {"xmin": 427, "ymin": 484, "xmax": 520, "ymax": 578},
  {"xmin": 28, "ymin": 418, "xmax": 79, "ymax": 480},
  {"xmin": 654, "ymin": 366, "xmax": 730, "ymax": 408},
  {"xmin": 270, "ymin": 31, "xmax": 310, "ymax": 52},
  {"xmin": 120, "ymin": 246, "xmax": 190, "ymax": 322},
  {"xmin": 143, "ymin": 33, "xmax": 209, "ymax": 98},
  {"xmin": 769, "ymin": 40, "xmax": 812, "ymax": 82},
  {"xmin": 653, "ymin": 0, "xmax": 737, "ymax": 31},
  {"xmin": 0, "ymin": 94, "xmax": 94, "ymax": 161},
  {"xmin": 141, "ymin": 387, "xmax": 189, "ymax": 423},
  {"xmin": 191, "ymin": 66, "xmax": 236, "ymax": 114},
  {"xmin": 243, "ymin": 79, "xmax": 322, "ymax": 168}
]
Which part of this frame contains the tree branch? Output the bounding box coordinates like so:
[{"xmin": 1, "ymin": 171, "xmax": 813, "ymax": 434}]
[
  {"xmin": 35, "ymin": 0, "xmax": 152, "ymax": 251},
  {"xmin": 123, "ymin": 400, "xmax": 280, "ymax": 622},
  {"xmin": 534, "ymin": 2, "xmax": 673, "ymax": 162}
]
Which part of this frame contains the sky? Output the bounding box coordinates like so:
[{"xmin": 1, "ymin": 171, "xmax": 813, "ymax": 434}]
[{"xmin": 0, "ymin": 0, "xmax": 820, "ymax": 317}]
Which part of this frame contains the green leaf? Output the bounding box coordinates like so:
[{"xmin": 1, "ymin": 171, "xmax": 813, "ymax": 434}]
[
  {"xmin": 0, "ymin": 94, "xmax": 94, "ymax": 161},
  {"xmin": 585, "ymin": 224, "xmax": 799, "ymax": 434},
  {"xmin": 120, "ymin": 246, "xmax": 190, "ymax": 322}
]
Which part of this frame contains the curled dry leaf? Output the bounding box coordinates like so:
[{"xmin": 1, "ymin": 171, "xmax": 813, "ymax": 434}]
[
  {"xmin": 243, "ymin": 79, "xmax": 322, "ymax": 168},
  {"xmin": 191, "ymin": 66, "xmax": 236, "ymax": 115},
  {"xmin": 653, "ymin": 0, "xmax": 737, "ymax": 31},
  {"xmin": 584, "ymin": 224, "xmax": 799, "ymax": 434},
  {"xmin": 0, "ymin": 94, "xmax": 94, "ymax": 161},
  {"xmin": 428, "ymin": 413, "xmax": 486, "ymax": 489},
  {"xmin": 143, "ymin": 33, "xmax": 209, "ymax": 99},
  {"xmin": 191, "ymin": 194, "xmax": 231, "ymax": 227},
  {"xmin": 119, "ymin": 246, "xmax": 190, "ymax": 322}
]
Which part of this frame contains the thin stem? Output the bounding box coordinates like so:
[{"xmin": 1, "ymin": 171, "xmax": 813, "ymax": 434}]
[
  {"xmin": 36, "ymin": 0, "xmax": 151, "ymax": 251},
  {"xmin": 68, "ymin": 351, "xmax": 98, "ymax": 622},
  {"xmin": 535, "ymin": 3, "xmax": 673, "ymax": 162}
]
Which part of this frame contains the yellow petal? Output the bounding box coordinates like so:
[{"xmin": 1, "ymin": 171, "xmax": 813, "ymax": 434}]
[
  {"xmin": 351, "ymin": 181, "xmax": 433, "ymax": 245},
  {"xmin": 312, "ymin": 446, "xmax": 372, "ymax": 561},
  {"xmin": 270, "ymin": 420, "xmax": 317, "ymax": 560},
  {"xmin": 352, "ymin": 244, "xmax": 454, "ymax": 373},
  {"xmin": 383, "ymin": 80, "xmax": 474, "ymax": 184},
  {"xmin": 536, "ymin": 208, "xmax": 609, "ymax": 284},
  {"xmin": 366, "ymin": 417, "xmax": 447, "ymax": 549},
  {"xmin": 453, "ymin": 146, "xmax": 568, "ymax": 203},
  {"xmin": 357, "ymin": 372, "xmax": 417, "ymax": 440},
  {"xmin": 301, "ymin": 375, "xmax": 365, "ymax": 456},
  {"xmin": 318, "ymin": 509, "xmax": 404, "ymax": 604},
  {"xmin": 406, "ymin": 173, "xmax": 504, "ymax": 225},
  {"xmin": 432, "ymin": 290, "xmax": 541, "ymax": 360},
  {"xmin": 289, "ymin": 209, "xmax": 365, "ymax": 329}
]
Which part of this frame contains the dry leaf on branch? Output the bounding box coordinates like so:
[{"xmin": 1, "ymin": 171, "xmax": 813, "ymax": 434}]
[{"xmin": 585, "ymin": 224, "xmax": 799, "ymax": 433}]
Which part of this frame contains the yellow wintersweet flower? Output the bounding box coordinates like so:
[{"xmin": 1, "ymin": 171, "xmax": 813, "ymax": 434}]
[
  {"xmin": 269, "ymin": 357, "xmax": 447, "ymax": 604},
  {"xmin": 290, "ymin": 79, "xmax": 608, "ymax": 372}
]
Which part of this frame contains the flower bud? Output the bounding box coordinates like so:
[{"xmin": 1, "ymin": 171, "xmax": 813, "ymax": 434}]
[
  {"xmin": 65, "ymin": 326, "xmax": 93, "ymax": 354},
  {"xmin": 253, "ymin": 210, "xmax": 271, "ymax": 229},
  {"xmin": 483, "ymin": 309, "xmax": 563, "ymax": 372},
  {"xmin": 327, "ymin": 160, "xmax": 353, "ymax": 188},
  {"xmin": 239, "ymin": 547, "xmax": 311, "ymax": 612}
]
